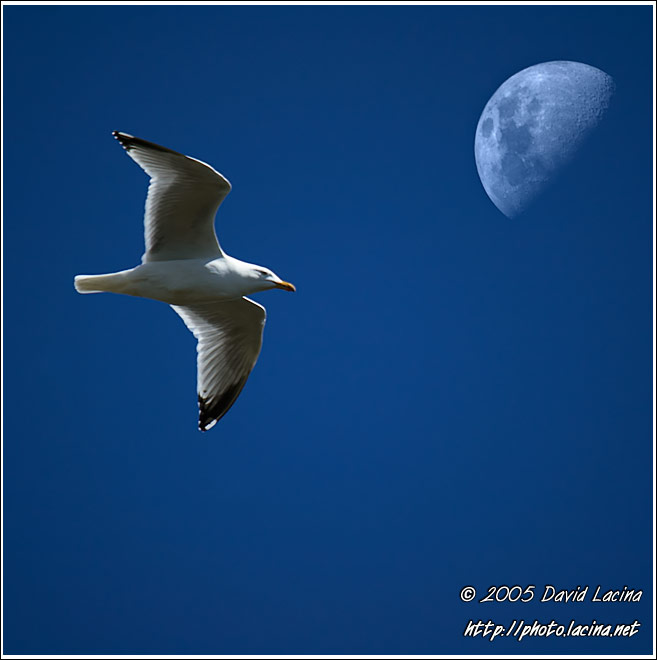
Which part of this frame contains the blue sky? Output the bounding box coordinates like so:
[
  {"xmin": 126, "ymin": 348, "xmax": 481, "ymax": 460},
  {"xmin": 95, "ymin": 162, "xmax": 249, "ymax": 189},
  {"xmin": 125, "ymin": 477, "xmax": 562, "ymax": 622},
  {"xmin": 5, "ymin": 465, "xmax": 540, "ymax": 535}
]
[{"xmin": 3, "ymin": 4, "xmax": 653, "ymax": 655}]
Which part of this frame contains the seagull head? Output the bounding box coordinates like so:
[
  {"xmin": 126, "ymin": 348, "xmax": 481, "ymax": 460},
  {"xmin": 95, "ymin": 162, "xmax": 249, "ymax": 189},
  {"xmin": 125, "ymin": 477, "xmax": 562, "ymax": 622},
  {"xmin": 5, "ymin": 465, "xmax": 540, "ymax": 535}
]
[{"xmin": 251, "ymin": 266, "xmax": 296, "ymax": 293}]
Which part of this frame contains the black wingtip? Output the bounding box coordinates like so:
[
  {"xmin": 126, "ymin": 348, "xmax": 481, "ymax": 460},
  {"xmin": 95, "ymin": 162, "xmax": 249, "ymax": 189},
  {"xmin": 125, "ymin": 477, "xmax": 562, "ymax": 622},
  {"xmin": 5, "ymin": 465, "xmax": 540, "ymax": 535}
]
[
  {"xmin": 111, "ymin": 130, "xmax": 185, "ymax": 156},
  {"xmin": 198, "ymin": 396, "xmax": 213, "ymax": 432},
  {"xmin": 112, "ymin": 131, "xmax": 136, "ymax": 151},
  {"xmin": 198, "ymin": 395, "xmax": 220, "ymax": 432},
  {"xmin": 197, "ymin": 380, "xmax": 248, "ymax": 432}
]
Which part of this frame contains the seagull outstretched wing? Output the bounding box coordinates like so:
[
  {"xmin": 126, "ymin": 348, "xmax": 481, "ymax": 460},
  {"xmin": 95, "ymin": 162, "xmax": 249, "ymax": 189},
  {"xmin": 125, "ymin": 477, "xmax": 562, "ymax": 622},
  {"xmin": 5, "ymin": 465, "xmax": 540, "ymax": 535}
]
[
  {"xmin": 113, "ymin": 131, "xmax": 231, "ymax": 263},
  {"xmin": 171, "ymin": 298, "xmax": 266, "ymax": 431}
]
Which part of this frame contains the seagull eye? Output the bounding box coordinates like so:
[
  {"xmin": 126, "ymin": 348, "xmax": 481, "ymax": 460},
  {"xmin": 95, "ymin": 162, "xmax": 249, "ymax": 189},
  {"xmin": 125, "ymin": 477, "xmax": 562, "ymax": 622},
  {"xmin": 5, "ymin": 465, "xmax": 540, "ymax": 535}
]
[{"xmin": 258, "ymin": 270, "xmax": 269, "ymax": 278}]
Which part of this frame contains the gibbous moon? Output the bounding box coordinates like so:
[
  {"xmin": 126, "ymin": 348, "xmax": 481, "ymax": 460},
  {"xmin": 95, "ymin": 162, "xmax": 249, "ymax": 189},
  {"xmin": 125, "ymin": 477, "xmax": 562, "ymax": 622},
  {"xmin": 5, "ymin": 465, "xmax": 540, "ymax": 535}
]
[{"xmin": 474, "ymin": 61, "xmax": 615, "ymax": 218}]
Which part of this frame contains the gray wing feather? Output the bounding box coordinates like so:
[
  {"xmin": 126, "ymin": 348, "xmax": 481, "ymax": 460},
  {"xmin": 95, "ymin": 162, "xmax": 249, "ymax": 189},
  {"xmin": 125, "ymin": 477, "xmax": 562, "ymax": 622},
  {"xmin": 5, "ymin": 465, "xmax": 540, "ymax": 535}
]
[
  {"xmin": 113, "ymin": 131, "xmax": 231, "ymax": 262},
  {"xmin": 171, "ymin": 297, "xmax": 266, "ymax": 431}
]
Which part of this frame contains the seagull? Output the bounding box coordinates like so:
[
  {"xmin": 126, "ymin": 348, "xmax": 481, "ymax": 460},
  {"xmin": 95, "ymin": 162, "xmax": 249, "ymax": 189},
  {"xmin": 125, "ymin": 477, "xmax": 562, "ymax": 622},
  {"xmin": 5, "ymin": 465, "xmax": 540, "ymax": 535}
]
[{"xmin": 74, "ymin": 131, "xmax": 295, "ymax": 431}]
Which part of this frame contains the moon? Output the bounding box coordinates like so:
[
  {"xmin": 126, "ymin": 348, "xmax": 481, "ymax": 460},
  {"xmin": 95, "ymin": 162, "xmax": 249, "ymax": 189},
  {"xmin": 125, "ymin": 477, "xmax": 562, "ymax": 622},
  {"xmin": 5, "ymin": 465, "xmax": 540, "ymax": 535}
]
[{"xmin": 474, "ymin": 61, "xmax": 615, "ymax": 218}]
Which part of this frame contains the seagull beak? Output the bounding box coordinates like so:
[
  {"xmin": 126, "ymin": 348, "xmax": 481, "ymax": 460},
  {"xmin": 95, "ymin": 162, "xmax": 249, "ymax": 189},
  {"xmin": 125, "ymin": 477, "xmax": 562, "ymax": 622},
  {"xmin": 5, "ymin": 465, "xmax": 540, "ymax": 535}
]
[{"xmin": 274, "ymin": 280, "xmax": 296, "ymax": 292}]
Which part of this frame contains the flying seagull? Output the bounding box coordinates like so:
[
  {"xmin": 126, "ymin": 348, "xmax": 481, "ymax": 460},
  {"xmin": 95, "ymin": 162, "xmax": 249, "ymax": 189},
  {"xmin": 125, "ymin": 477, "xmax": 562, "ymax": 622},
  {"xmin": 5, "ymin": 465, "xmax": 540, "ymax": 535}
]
[{"xmin": 74, "ymin": 131, "xmax": 295, "ymax": 431}]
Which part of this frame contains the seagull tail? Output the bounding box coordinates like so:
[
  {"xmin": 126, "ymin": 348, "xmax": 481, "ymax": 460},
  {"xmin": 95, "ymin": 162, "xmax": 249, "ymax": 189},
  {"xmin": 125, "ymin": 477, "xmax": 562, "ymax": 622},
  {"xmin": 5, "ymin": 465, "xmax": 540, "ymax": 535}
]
[{"xmin": 74, "ymin": 273, "xmax": 125, "ymax": 294}]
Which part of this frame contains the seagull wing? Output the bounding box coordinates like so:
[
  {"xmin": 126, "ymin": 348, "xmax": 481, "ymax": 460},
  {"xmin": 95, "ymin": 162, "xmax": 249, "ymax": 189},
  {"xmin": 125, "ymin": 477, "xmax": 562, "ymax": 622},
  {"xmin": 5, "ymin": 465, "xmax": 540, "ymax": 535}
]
[
  {"xmin": 171, "ymin": 298, "xmax": 267, "ymax": 431},
  {"xmin": 113, "ymin": 131, "xmax": 231, "ymax": 263}
]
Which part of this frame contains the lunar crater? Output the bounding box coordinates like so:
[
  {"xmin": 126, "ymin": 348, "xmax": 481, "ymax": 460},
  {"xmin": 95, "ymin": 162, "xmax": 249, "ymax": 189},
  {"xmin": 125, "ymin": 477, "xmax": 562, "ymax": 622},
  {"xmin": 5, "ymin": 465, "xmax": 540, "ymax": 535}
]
[{"xmin": 474, "ymin": 61, "xmax": 614, "ymax": 217}]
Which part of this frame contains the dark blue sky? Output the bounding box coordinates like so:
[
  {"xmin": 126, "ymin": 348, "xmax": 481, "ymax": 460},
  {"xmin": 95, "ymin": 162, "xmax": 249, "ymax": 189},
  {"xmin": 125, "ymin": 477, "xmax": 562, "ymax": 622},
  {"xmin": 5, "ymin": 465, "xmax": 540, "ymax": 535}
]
[{"xmin": 3, "ymin": 5, "xmax": 653, "ymax": 655}]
